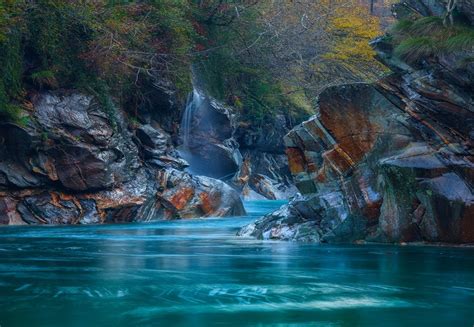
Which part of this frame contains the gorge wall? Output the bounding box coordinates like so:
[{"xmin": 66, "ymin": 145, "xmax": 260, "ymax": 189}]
[
  {"xmin": 239, "ymin": 0, "xmax": 474, "ymax": 244},
  {"xmin": 0, "ymin": 90, "xmax": 245, "ymax": 225}
]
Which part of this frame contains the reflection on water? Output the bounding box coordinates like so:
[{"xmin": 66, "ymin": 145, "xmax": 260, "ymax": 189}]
[{"xmin": 0, "ymin": 201, "xmax": 473, "ymax": 326}]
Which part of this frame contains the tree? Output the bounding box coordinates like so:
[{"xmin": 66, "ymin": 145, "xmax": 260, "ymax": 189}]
[{"xmin": 197, "ymin": 0, "xmax": 388, "ymax": 124}]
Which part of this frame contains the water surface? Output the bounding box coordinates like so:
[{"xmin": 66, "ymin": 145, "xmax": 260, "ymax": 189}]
[{"xmin": 0, "ymin": 201, "xmax": 473, "ymax": 326}]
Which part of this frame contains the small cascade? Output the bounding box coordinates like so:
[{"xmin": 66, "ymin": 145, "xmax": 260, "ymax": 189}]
[
  {"xmin": 178, "ymin": 80, "xmax": 242, "ymax": 180},
  {"xmin": 181, "ymin": 88, "xmax": 205, "ymax": 149}
]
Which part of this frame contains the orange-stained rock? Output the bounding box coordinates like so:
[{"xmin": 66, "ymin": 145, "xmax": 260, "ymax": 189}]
[
  {"xmin": 286, "ymin": 147, "xmax": 306, "ymax": 174},
  {"xmin": 0, "ymin": 197, "xmax": 25, "ymax": 225},
  {"xmin": 199, "ymin": 192, "xmax": 217, "ymax": 215},
  {"xmin": 0, "ymin": 90, "xmax": 246, "ymax": 225},
  {"xmin": 245, "ymin": 77, "xmax": 474, "ymax": 244},
  {"xmin": 170, "ymin": 187, "xmax": 195, "ymax": 211},
  {"xmin": 239, "ymin": 3, "xmax": 474, "ymax": 244},
  {"xmin": 318, "ymin": 85, "xmax": 385, "ymax": 165}
]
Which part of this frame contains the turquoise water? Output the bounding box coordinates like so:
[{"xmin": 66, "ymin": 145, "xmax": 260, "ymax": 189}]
[{"xmin": 0, "ymin": 200, "xmax": 473, "ymax": 326}]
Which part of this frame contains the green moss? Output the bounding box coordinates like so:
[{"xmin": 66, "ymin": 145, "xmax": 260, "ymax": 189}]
[{"xmin": 30, "ymin": 70, "xmax": 58, "ymax": 89}]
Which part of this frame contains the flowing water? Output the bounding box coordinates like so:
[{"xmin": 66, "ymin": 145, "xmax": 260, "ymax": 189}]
[
  {"xmin": 180, "ymin": 88, "xmax": 205, "ymax": 149},
  {"xmin": 0, "ymin": 201, "xmax": 473, "ymax": 326}
]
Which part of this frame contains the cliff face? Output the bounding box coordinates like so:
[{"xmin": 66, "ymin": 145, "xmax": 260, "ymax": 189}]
[
  {"xmin": 239, "ymin": 1, "xmax": 474, "ymax": 244},
  {"xmin": 233, "ymin": 114, "xmax": 298, "ymax": 200},
  {"xmin": 0, "ymin": 91, "xmax": 245, "ymax": 225}
]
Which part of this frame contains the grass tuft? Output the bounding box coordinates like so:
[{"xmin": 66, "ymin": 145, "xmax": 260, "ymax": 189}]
[
  {"xmin": 444, "ymin": 30, "xmax": 474, "ymax": 52},
  {"xmin": 391, "ymin": 19, "xmax": 414, "ymax": 35},
  {"xmin": 408, "ymin": 16, "xmax": 444, "ymax": 36},
  {"xmin": 394, "ymin": 37, "xmax": 437, "ymax": 63},
  {"xmin": 0, "ymin": 104, "xmax": 23, "ymax": 124},
  {"xmin": 391, "ymin": 15, "xmax": 474, "ymax": 63}
]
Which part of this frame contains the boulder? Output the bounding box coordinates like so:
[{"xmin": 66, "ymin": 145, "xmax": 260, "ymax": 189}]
[{"xmin": 153, "ymin": 169, "xmax": 246, "ymax": 219}]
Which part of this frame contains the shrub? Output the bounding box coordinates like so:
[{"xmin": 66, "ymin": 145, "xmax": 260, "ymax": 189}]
[{"xmin": 0, "ymin": 1, "xmax": 197, "ymax": 123}]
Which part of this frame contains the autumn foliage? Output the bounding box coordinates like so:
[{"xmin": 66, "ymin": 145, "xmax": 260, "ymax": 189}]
[{"xmin": 0, "ymin": 0, "xmax": 388, "ymax": 126}]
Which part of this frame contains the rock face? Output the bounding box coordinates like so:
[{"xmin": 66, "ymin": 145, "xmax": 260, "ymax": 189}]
[
  {"xmin": 0, "ymin": 91, "xmax": 245, "ymax": 225},
  {"xmin": 239, "ymin": 1, "xmax": 474, "ymax": 244},
  {"xmin": 233, "ymin": 115, "xmax": 298, "ymax": 200},
  {"xmin": 179, "ymin": 89, "xmax": 242, "ymax": 180}
]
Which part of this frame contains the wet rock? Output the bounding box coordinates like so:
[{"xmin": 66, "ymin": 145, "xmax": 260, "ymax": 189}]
[
  {"xmin": 239, "ymin": 25, "xmax": 474, "ymax": 244},
  {"xmin": 47, "ymin": 145, "xmax": 114, "ymax": 191},
  {"xmin": 154, "ymin": 169, "xmax": 246, "ymax": 219},
  {"xmin": 134, "ymin": 123, "xmax": 188, "ymax": 170},
  {"xmin": 237, "ymin": 195, "xmax": 321, "ymax": 242},
  {"xmin": 0, "ymin": 124, "xmax": 43, "ymax": 188},
  {"xmin": 233, "ymin": 115, "xmax": 298, "ymax": 199},
  {"xmin": 0, "ymin": 197, "xmax": 25, "ymax": 225},
  {"xmin": 179, "ymin": 90, "xmax": 242, "ymax": 179},
  {"xmin": 25, "ymin": 92, "xmax": 142, "ymax": 191},
  {"xmin": 17, "ymin": 192, "xmax": 83, "ymax": 225},
  {"xmin": 0, "ymin": 91, "xmax": 246, "ymax": 225},
  {"xmin": 135, "ymin": 124, "xmax": 170, "ymax": 157}
]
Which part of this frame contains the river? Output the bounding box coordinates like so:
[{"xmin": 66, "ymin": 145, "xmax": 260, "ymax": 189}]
[{"xmin": 0, "ymin": 201, "xmax": 473, "ymax": 326}]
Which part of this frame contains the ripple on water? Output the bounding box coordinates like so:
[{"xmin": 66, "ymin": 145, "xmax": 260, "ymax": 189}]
[{"xmin": 0, "ymin": 201, "xmax": 473, "ymax": 326}]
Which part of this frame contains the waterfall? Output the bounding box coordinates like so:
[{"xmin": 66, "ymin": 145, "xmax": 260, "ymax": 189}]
[
  {"xmin": 178, "ymin": 74, "xmax": 241, "ymax": 180},
  {"xmin": 180, "ymin": 88, "xmax": 205, "ymax": 149}
]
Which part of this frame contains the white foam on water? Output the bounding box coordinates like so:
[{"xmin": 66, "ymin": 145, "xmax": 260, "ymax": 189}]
[
  {"xmin": 14, "ymin": 284, "xmax": 32, "ymax": 292},
  {"xmin": 123, "ymin": 296, "xmax": 417, "ymax": 317}
]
